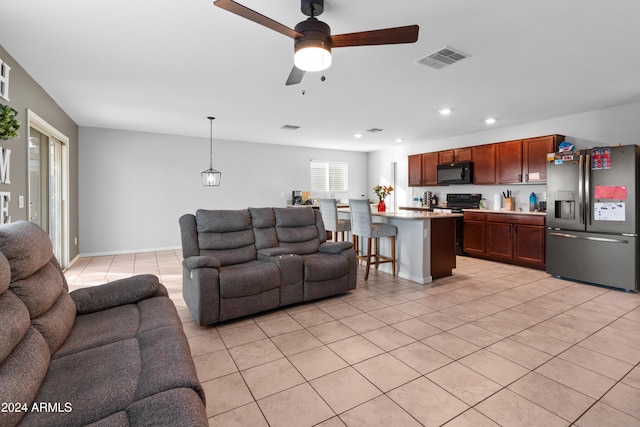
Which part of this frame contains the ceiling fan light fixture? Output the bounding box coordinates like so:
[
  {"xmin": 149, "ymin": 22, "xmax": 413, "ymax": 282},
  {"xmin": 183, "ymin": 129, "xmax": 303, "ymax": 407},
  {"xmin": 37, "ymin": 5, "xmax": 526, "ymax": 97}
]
[
  {"xmin": 294, "ymin": 44, "xmax": 332, "ymax": 71},
  {"xmin": 294, "ymin": 17, "xmax": 332, "ymax": 72}
]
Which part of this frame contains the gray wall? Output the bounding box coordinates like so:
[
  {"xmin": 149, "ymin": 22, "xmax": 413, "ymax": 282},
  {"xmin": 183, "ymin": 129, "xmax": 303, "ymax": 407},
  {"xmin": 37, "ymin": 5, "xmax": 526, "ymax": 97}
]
[
  {"xmin": 369, "ymin": 100, "xmax": 640, "ymax": 211},
  {"xmin": 79, "ymin": 127, "xmax": 368, "ymax": 255},
  {"xmin": 0, "ymin": 45, "xmax": 79, "ymax": 259}
]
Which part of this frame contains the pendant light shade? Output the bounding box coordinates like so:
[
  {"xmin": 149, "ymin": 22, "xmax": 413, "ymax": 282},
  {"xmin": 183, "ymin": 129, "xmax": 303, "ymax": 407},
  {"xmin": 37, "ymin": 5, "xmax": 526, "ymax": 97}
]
[{"xmin": 201, "ymin": 116, "xmax": 221, "ymax": 186}]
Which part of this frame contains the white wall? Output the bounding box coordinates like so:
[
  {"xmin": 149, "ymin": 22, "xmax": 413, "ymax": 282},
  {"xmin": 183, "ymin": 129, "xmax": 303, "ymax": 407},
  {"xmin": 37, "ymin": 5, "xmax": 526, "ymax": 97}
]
[
  {"xmin": 369, "ymin": 101, "xmax": 640, "ymax": 210},
  {"xmin": 79, "ymin": 127, "xmax": 368, "ymax": 255}
]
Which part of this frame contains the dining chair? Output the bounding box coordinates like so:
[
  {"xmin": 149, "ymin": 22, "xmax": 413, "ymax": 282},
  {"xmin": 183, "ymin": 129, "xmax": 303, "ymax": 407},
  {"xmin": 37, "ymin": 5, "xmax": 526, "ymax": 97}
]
[{"xmin": 348, "ymin": 199, "xmax": 397, "ymax": 280}]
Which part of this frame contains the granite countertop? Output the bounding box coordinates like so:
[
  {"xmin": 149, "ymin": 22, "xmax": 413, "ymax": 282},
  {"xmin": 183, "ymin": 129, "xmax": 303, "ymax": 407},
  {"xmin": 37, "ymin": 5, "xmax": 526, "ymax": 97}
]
[
  {"xmin": 339, "ymin": 207, "xmax": 462, "ymax": 220},
  {"xmin": 462, "ymin": 208, "xmax": 547, "ymax": 216}
]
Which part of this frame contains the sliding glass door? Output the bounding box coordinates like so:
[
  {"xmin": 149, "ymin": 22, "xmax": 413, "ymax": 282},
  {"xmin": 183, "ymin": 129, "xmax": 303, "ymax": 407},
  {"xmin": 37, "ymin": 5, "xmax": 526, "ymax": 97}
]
[{"xmin": 28, "ymin": 112, "xmax": 69, "ymax": 268}]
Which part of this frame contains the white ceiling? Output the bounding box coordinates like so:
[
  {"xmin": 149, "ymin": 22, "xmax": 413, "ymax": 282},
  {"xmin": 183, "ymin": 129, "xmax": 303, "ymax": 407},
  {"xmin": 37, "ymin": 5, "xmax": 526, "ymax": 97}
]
[{"xmin": 2, "ymin": 0, "xmax": 640, "ymax": 152}]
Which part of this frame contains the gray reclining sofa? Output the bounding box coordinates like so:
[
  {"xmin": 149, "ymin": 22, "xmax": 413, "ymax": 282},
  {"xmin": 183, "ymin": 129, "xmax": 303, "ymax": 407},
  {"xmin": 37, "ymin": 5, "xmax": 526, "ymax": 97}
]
[
  {"xmin": 179, "ymin": 207, "xmax": 357, "ymax": 325},
  {"xmin": 0, "ymin": 221, "xmax": 207, "ymax": 427}
]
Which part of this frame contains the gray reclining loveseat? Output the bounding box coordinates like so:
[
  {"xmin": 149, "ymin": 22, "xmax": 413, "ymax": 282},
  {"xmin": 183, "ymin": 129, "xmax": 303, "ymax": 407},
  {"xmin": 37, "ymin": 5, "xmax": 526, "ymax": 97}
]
[
  {"xmin": 179, "ymin": 207, "xmax": 357, "ymax": 325},
  {"xmin": 0, "ymin": 221, "xmax": 207, "ymax": 427}
]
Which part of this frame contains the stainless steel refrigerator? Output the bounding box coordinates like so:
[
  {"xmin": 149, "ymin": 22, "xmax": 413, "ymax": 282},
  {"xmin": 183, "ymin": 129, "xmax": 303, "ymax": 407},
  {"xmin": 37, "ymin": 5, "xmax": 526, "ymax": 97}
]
[{"xmin": 546, "ymin": 144, "xmax": 639, "ymax": 291}]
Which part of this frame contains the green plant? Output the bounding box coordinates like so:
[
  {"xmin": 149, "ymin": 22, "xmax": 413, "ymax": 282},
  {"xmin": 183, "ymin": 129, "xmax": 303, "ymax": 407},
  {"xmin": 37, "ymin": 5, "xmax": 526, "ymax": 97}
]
[
  {"xmin": 373, "ymin": 185, "xmax": 394, "ymax": 201},
  {"xmin": 0, "ymin": 104, "xmax": 20, "ymax": 140}
]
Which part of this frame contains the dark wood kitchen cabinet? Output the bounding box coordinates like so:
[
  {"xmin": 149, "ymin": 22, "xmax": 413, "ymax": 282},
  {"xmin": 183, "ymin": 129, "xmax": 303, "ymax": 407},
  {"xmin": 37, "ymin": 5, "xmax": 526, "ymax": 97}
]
[
  {"xmin": 496, "ymin": 140, "xmax": 523, "ymax": 183},
  {"xmin": 408, "ymin": 152, "xmax": 438, "ymax": 186},
  {"xmin": 471, "ymin": 144, "xmax": 496, "ymax": 184},
  {"xmin": 463, "ymin": 211, "xmax": 546, "ymax": 269},
  {"xmin": 439, "ymin": 147, "xmax": 472, "ymax": 164},
  {"xmin": 523, "ymin": 135, "xmax": 563, "ymax": 182}
]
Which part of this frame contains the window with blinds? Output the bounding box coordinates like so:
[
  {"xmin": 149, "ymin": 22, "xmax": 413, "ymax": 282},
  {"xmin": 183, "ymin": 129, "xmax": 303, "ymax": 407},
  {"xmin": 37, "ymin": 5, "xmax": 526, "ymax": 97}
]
[{"xmin": 310, "ymin": 160, "xmax": 348, "ymax": 192}]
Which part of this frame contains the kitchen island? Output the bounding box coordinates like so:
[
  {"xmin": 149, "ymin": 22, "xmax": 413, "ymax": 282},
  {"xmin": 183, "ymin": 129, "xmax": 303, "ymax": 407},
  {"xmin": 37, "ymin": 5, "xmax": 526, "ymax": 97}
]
[{"xmin": 338, "ymin": 207, "xmax": 461, "ymax": 284}]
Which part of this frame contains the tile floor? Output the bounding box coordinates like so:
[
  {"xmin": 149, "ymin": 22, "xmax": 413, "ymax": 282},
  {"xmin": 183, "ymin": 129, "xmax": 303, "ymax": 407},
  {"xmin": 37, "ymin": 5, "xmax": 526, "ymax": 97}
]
[{"xmin": 65, "ymin": 252, "xmax": 640, "ymax": 427}]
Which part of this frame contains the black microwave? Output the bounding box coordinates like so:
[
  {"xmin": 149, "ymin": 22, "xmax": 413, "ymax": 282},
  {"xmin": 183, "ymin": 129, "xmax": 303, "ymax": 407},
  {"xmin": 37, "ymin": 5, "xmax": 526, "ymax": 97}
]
[{"xmin": 437, "ymin": 162, "xmax": 473, "ymax": 185}]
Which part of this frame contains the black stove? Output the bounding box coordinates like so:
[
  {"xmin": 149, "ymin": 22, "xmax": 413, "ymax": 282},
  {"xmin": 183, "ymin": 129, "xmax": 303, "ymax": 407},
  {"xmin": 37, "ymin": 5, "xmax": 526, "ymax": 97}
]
[{"xmin": 443, "ymin": 193, "xmax": 481, "ymax": 255}]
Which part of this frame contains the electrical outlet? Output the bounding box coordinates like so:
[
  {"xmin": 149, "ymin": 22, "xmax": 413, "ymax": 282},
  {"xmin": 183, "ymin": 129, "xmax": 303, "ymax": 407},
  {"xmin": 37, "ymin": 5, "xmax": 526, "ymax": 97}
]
[{"xmin": 18, "ymin": 195, "xmax": 24, "ymax": 208}]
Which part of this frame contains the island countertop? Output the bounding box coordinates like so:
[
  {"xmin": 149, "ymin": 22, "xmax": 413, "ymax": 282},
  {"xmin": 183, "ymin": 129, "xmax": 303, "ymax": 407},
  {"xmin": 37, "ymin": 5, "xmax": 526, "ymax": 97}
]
[{"xmin": 338, "ymin": 207, "xmax": 462, "ymax": 220}]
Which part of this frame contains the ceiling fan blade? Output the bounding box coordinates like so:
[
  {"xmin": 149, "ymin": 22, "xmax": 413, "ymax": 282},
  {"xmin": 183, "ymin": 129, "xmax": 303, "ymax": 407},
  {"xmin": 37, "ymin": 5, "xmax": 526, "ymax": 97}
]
[
  {"xmin": 331, "ymin": 25, "xmax": 419, "ymax": 48},
  {"xmin": 285, "ymin": 66, "xmax": 305, "ymax": 86},
  {"xmin": 214, "ymin": 0, "xmax": 302, "ymax": 39}
]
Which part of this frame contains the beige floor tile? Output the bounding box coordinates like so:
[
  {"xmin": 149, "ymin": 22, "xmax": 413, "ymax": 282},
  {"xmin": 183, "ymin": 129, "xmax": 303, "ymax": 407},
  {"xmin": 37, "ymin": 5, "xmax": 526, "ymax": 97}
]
[
  {"xmin": 509, "ymin": 372, "xmax": 595, "ymax": 422},
  {"xmin": 442, "ymin": 409, "xmax": 500, "ymax": 427},
  {"xmin": 621, "ymin": 366, "xmax": 640, "ymax": 390},
  {"xmin": 218, "ymin": 322, "xmax": 267, "ymax": 348},
  {"xmin": 353, "ymin": 353, "xmax": 420, "ymax": 392},
  {"xmin": 427, "ymin": 361, "xmax": 502, "ymax": 405},
  {"xmin": 591, "ymin": 292, "xmax": 640, "ymax": 311},
  {"xmin": 288, "ymin": 345, "xmax": 348, "ymax": 380},
  {"xmin": 390, "ymin": 341, "xmax": 453, "ymax": 374},
  {"xmin": 255, "ymin": 315, "xmax": 303, "ymax": 337},
  {"xmin": 564, "ymin": 304, "xmax": 620, "ymax": 325},
  {"xmin": 201, "ymin": 372, "xmax": 254, "ymax": 417},
  {"xmin": 423, "ymin": 332, "xmax": 481, "ymax": 360},
  {"xmin": 557, "ymin": 345, "xmax": 634, "ymax": 380},
  {"xmin": 193, "ymin": 349, "xmax": 237, "ymax": 382},
  {"xmin": 388, "ymin": 377, "xmax": 469, "ymax": 426},
  {"xmin": 208, "ymin": 402, "xmax": 268, "ymax": 427},
  {"xmin": 600, "ymin": 382, "xmax": 640, "ymax": 419},
  {"xmin": 476, "ymin": 388, "xmax": 568, "ymax": 427},
  {"xmin": 441, "ymin": 305, "xmax": 487, "ymax": 322},
  {"xmin": 472, "ymin": 316, "xmax": 527, "ymax": 337},
  {"xmin": 361, "ymin": 325, "xmax": 415, "ymax": 351},
  {"xmin": 418, "ymin": 311, "xmax": 467, "ymax": 331},
  {"xmin": 228, "ymin": 338, "xmax": 284, "ymax": 370},
  {"xmin": 529, "ymin": 319, "xmax": 591, "ymax": 344},
  {"xmin": 270, "ymin": 328, "xmax": 323, "ymax": 356},
  {"xmin": 460, "ymin": 349, "xmax": 529, "ymax": 386},
  {"xmin": 578, "ymin": 335, "xmax": 640, "ymax": 365},
  {"xmin": 461, "ymin": 298, "xmax": 505, "ymax": 316},
  {"xmin": 257, "ymin": 383, "xmax": 335, "ymax": 427},
  {"xmin": 310, "ymin": 367, "xmax": 381, "ymax": 414},
  {"xmin": 535, "ymin": 357, "xmax": 616, "ymax": 399},
  {"xmin": 327, "ymin": 335, "xmax": 385, "ymax": 365},
  {"xmin": 319, "ymin": 302, "xmax": 364, "ymax": 320},
  {"xmin": 315, "ymin": 416, "xmax": 347, "ymax": 427},
  {"xmin": 596, "ymin": 326, "xmax": 640, "ymax": 350},
  {"xmin": 390, "ymin": 317, "xmax": 442, "ymax": 340},
  {"xmin": 394, "ymin": 300, "xmax": 436, "ymax": 317},
  {"xmin": 187, "ymin": 332, "xmax": 226, "ymax": 357},
  {"xmin": 486, "ymin": 338, "xmax": 552, "ymax": 370},
  {"xmin": 417, "ymin": 295, "xmax": 457, "ymax": 310},
  {"xmin": 346, "ymin": 297, "xmax": 387, "ymax": 312},
  {"xmin": 308, "ymin": 320, "xmax": 357, "ymax": 344},
  {"xmin": 510, "ymin": 329, "xmax": 573, "ymax": 355},
  {"xmin": 338, "ymin": 313, "xmax": 386, "ymax": 334},
  {"xmin": 448, "ymin": 323, "xmax": 505, "ymax": 347},
  {"xmin": 339, "ymin": 395, "xmax": 422, "ymax": 427},
  {"xmin": 575, "ymin": 402, "xmax": 640, "ymax": 427},
  {"xmin": 241, "ymin": 358, "xmax": 305, "ymax": 400},
  {"xmin": 368, "ymin": 306, "xmax": 414, "ymax": 324},
  {"xmin": 291, "ymin": 307, "xmax": 336, "ymax": 328}
]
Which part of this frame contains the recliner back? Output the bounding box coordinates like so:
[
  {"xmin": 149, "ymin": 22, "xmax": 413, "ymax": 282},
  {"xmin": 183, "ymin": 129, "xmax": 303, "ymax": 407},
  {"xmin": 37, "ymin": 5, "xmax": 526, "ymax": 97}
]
[
  {"xmin": 274, "ymin": 207, "xmax": 326, "ymax": 255},
  {"xmin": 195, "ymin": 209, "xmax": 256, "ymax": 266}
]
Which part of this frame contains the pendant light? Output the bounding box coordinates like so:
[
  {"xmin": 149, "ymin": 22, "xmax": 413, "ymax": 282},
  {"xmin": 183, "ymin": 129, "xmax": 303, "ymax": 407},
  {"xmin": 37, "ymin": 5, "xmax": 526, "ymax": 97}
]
[{"xmin": 201, "ymin": 116, "xmax": 221, "ymax": 186}]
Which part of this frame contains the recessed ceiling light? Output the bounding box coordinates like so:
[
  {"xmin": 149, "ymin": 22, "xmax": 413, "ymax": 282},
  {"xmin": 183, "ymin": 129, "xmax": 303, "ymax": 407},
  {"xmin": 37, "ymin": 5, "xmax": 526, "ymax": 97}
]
[
  {"xmin": 395, "ymin": 138, "xmax": 403, "ymax": 143},
  {"xmin": 439, "ymin": 108, "xmax": 452, "ymax": 116},
  {"xmin": 354, "ymin": 133, "xmax": 363, "ymax": 138},
  {"xmin": 485, "ymin": 118, "xmax": 496, "ymax": 125}
]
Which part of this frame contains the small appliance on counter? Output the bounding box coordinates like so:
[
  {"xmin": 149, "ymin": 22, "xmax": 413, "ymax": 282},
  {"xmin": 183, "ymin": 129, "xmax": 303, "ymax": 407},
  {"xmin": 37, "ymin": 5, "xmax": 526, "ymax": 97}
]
[{"xmin": 291, "ymin": 190, "xmax": 303, "ymax": 205}]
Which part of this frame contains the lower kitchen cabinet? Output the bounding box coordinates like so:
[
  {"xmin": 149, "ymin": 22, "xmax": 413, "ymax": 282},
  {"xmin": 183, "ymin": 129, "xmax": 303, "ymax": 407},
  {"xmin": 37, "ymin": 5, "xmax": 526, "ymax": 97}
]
[{"xmin": 463, "ymin": 211, "xmax": 546, "ymax": 269}]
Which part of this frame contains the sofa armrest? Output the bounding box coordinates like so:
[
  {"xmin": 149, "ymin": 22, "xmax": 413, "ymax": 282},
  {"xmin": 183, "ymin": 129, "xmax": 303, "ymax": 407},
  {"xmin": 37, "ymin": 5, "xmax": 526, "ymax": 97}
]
[
  {"xmin": 319, "ymin": 241, "xmax": 353, "ymax": 254},
  {"xmin": 257, "ymin": 247, "xmax": 293, "ymax": 257},
  {"xmin": 70, "ymin": 274, "xmax": 167, "ymax": 314},
  {"xmin": 183, "ymin": 255, "xmax": 221, "ymax": 270}
]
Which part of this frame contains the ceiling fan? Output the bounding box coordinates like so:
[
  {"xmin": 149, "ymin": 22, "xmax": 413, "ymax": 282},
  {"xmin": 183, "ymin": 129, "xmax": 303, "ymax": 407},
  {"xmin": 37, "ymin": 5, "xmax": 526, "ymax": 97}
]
[{"xmin": 213, "ymin": 0, "xmax": 419, "ymax": 85}]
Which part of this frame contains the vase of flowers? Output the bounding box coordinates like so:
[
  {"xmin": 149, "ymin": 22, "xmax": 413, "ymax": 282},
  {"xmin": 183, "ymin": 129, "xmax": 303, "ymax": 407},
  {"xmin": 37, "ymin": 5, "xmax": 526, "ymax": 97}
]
[{"xmin": 373, "ymin": 185, "xmax": 393, "ymax": 212}]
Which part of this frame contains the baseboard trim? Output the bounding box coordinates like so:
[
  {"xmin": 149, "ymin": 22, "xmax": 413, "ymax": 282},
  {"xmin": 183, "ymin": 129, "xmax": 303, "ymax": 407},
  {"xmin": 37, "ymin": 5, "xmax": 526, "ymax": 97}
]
[{"xmin": 79, "ymin": 245, "xmax": 181, "ymax": 258}]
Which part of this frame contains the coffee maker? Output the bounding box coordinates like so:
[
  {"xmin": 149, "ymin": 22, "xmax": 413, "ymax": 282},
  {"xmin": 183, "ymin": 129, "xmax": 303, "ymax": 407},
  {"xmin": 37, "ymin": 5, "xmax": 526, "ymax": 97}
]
[{"xmin": 291, "ymin": 190, "xmax": 303, "ymax": 205}]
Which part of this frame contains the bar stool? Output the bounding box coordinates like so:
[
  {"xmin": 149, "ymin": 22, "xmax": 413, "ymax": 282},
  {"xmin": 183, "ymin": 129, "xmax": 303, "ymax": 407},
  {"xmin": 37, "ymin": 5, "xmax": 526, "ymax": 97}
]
[
  {"xmin": 319, "ymin": 199, "xmax": 351, "ymax": 241},
  {"xmin": 348, "ymin": 199, "xmax": 397, "ymax": 281}
]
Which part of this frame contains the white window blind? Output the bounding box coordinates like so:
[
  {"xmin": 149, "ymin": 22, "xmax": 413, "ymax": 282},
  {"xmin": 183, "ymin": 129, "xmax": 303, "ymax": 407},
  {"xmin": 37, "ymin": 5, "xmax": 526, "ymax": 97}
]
[{"xmin": 310, "ymin": 160, "xmax": 348, "ymax": 192}]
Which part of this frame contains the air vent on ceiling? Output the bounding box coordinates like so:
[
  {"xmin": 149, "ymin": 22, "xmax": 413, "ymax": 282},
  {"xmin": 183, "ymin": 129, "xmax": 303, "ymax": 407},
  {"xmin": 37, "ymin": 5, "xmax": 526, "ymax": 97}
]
[
  {"xmin": 281, "ymin": 124, "xmax": 301, "ymax": 130},
  {"xmin": 366, "ymin": 128, "xmax": 384, "ymax": 133},
  {"xmin": 416, "ymin": 46, "xmax": 470, "ymax": 69}
]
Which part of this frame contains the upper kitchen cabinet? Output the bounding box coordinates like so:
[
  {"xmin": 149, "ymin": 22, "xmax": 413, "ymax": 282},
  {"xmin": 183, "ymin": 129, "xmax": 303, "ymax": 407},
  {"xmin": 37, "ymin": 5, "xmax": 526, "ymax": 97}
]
[
  {"xmin": 439, "ymin": 148, "xmax": 472, "ymax": 164},
  {"xmin": 496, "ymin": 140, "xmax": 524, "ymax": 183},
  {"xmin": 523, "ymin": 135, "xmax": 564, "ymax": 182},
  {"xmin": 471, "ymin": 144, "xmax": 496, "ymax": 184},
  {"xmin": 408, "ymin": 152, "xmax": 438, "ymax": 186}
]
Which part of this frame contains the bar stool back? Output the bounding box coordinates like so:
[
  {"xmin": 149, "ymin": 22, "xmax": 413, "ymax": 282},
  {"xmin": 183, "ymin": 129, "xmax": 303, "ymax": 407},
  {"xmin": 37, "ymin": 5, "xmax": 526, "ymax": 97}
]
[
  {"xmin": 348, "ymin": 199, "xmax": 397, "ymax": 280},
  {"xmin": 319, "ymin": 199, "xmax": 351, "ymax": 241}
]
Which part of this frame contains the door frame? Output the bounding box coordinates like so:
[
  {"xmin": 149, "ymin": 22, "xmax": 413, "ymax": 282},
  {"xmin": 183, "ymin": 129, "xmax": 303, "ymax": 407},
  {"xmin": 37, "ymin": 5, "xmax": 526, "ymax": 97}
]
[{"xmin": 26, "ymin": 110, "xmax": 70, "ymax": 268}]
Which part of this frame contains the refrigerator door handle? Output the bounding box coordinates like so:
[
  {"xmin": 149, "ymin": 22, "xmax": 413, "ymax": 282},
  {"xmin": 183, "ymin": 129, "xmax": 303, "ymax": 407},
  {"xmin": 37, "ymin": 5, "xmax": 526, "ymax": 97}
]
[
  {"xmin": 578, "ymin": 154, "xmax": 585, "ymax": 225},
  {"xmin": 585, "ymin": 153, "xmax": 591, "ymax": 225},
  {"xmin": 549, "ymin": 232, "xmax": 629, "ymax": 244}
]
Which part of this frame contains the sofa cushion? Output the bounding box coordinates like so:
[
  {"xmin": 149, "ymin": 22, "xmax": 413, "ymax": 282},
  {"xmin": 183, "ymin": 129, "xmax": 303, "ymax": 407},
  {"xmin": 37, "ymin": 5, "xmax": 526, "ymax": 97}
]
[
  {"xmin": 218, "ymin": 261, "xmax": 280, "ymax": 298},
  {"xmin": 274, "ymin": 208, "xmax": 321, "ymax": 255},
  {"xmin": 250, "ymin": 207, "xmax": 278, "ymax": 250},
  {"xmin": 196, "ymin": 209, "xmax": 257, "ymax": 265},
  {"xmin": 302, "ymin": 253, "xmax": 350, "ymax": 282},
  {"xmin": 0, "ymin": 221, "xmax": 57, "ymax": 281}
]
